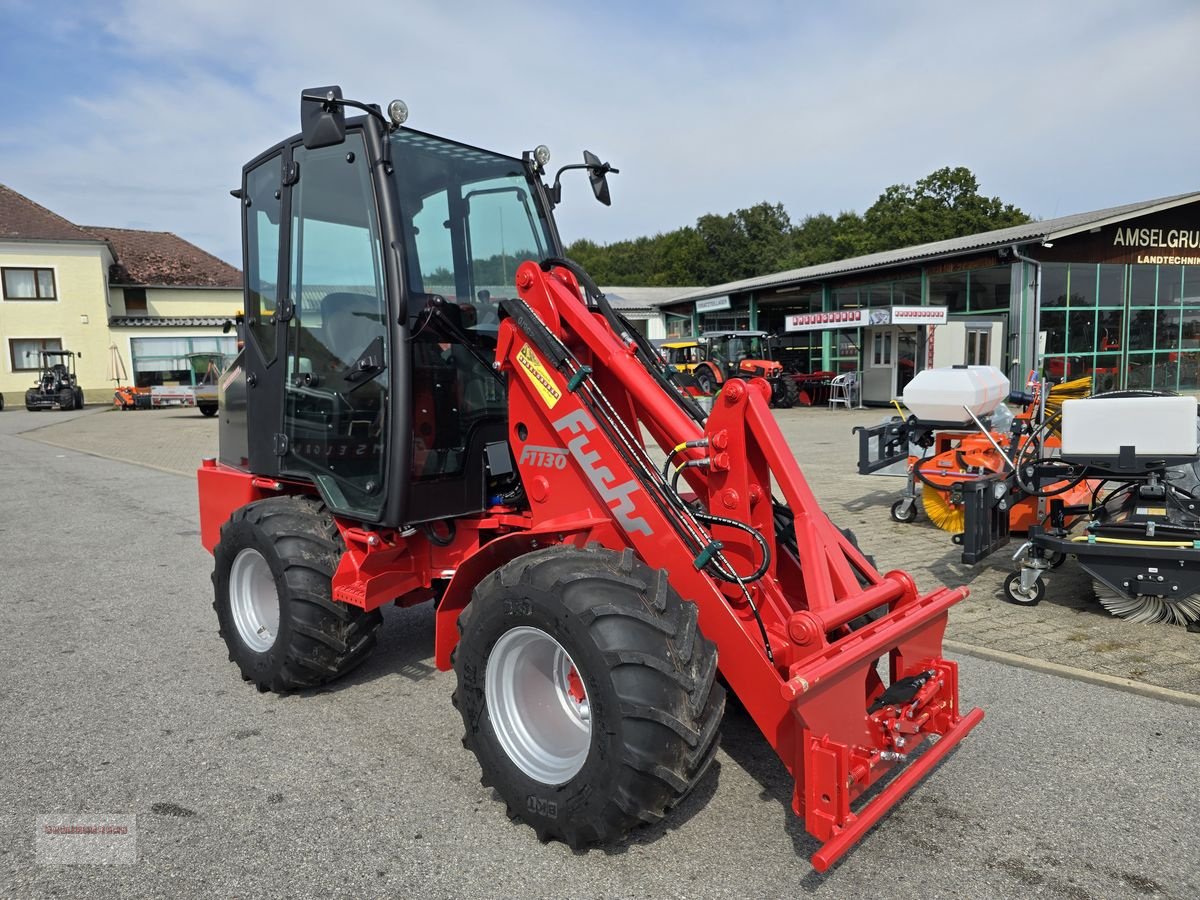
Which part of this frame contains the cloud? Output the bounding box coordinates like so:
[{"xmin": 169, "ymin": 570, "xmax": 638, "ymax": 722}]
[{"xmin": 2, "ymin": 0, "xmax": 1197, "ymax": 267}]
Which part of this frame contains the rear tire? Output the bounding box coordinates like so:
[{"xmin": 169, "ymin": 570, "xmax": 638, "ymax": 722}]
[
  {"xmin": 453, "ymin": 545, "xmax": 724, "ymax": 847},
  {"xmin": 213, "ymin": 495, "xmax": 382, "ymax": 692},
  {"xmin": 694, "ymin": 368, "xmax": 716, "ymax": 395},
  {"xmin": 772, "ymin": 376, "xmax": 799, "ymax": 409}
]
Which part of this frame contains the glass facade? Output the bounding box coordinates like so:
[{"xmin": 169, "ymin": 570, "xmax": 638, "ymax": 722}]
[
  {"xmin": 1041, "ymin": 262, "xmax": 1200, "ymax": 392},
  {"xmin": 671, "ymin": 206, "xmax": 1200, "ymax": 394},
  {"xmin": 760, "ymin": 290, "xmax": 823, "ymax": 372},
  {"xmin": 130, "ymin": 336, "xmax": 238, "ymax": 387}
]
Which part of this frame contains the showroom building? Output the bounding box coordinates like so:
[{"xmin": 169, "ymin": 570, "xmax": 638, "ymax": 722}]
[{"xmin": 660, "ymin": 192, "xmax": 1200, "ymax": 403}]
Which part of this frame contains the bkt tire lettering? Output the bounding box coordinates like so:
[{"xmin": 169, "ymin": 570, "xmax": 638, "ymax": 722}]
[{"xmin": 552, "ymin": 409, "xmax": 653, "ymax": 536}]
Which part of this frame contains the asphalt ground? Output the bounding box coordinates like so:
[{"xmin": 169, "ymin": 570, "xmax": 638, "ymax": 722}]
[
  {"xmin": 22, "ymin": 403, "xmax": 1200, "ymax": 697},
  {"xmin": 2, "ymin": 407, "xmax": 1199, "ymax": 897}
]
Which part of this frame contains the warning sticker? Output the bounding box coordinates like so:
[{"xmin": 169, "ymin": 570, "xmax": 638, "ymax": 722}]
[{"xmin": 516, "ymin": 343, "xmax": 562, "ymax": 409}]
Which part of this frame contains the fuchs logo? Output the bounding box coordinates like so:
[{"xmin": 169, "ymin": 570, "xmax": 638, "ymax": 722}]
[
  {"xmin": 552, "ymin": 409, "xmax": 653, "ymax": 536},
  {"xmin": 518, "ymin": 445, "xmax": 569, "ymax": 470},
  {"xmin": 526, "ymin": 796, "xmax": 558, "ymax": 818}
]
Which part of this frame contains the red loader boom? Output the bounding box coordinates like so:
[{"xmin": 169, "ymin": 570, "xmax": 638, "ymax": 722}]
[{"xmin": 198, "ymin": 87, "xmax": 981, "ymax": 872}]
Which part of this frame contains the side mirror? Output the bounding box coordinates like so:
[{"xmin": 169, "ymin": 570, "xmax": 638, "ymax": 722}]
[
  {"xmin": 583, "ymin": 150, "xmax": 617, "ymax": 206},
  {"xmin": 548, "ymin": 152, "xmax": 620, "ymax": 208},
  {"xmin": 300, "ymin": 86, "xmax": 347, "ymax": 150}
]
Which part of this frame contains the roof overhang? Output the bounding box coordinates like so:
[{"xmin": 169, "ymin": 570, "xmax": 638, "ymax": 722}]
[{"xmin": 1041, "ymin": 193, "xmax": 1200, "ymax": 245}]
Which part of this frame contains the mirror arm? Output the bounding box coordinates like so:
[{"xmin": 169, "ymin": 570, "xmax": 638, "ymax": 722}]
[{"xmin": 301, "ymin": 94, "xmax": 391, "ymax": 130}]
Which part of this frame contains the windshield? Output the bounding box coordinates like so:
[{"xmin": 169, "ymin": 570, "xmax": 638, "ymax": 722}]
[
  {"xmin": 716, "ymin": 335, "xmax": 766, "ymax": 360},
  {"xmin": 391, "ymin": 130, "xmax": 555, "ymax": 338},
  {"xmin": 391, "ymin": 130, "xmax": 556, "ymax": 492}
]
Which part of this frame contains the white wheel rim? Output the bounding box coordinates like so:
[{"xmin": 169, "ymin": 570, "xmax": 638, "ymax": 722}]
[
  {"xmin": 229, "ymin": 548, "xmax": 280, "ymax": 653},
  {"xmin": 485, "ymin": 626, "xmax": 592, "ymax": 784}
]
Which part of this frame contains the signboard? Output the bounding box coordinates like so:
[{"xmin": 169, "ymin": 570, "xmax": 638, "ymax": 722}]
[
  {"xmin": 890, "ymin": 305, "xmax": 948, "ymax": 325},
  {"xmin": 785, "ymin": 309, "xmax": 868, "ymax": 332},
  {"xmin": 695, "ymin": 296, "xmax": 731, "ymax": 313},
  {"xmin": 784, "ymin": 306, "xmax": 947, "ymax": 333},
  {"xmin": 1036, "ymin": 206, "xmax": 1200, "ymax": 265}
]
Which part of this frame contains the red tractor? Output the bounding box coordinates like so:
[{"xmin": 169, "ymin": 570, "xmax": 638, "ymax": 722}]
[
  {"xmin": 693, "ymin": 330, "xmax": 800, "ymax": 408},
  {"xmin": 197, "ymin": 86, "xmax": 982, "ymax": 871}
]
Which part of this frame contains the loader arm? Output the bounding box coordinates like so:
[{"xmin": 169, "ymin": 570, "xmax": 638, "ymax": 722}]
[{"xmin": 490, "ymin": 259, "xmax": 983, "ymax": 871}]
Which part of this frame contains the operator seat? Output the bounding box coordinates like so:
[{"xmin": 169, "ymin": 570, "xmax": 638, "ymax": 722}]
[
  {"xmin": 319, "ymin": 292, "xmax": 386, "ymax": 439},
  {"xmin": 321, "ymin": 292, "xmax": 383, "ymax": 368}
]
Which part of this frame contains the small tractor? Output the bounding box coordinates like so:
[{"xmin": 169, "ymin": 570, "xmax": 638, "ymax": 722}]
[
  {"xmin": 197, "ymin": 86, "xmax": 982, "ymax": 871},
  {"xmin": 24, "ymin": 349, "xmax": 85, "ymax": 411},
  {"xmin": 676, "ymin": 331, "xmax": 799, "ymax": 408}
]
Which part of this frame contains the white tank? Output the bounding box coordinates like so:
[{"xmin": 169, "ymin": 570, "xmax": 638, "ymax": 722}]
[{"xmin": 901, "ymin": 365, "xmax": 1010, "ymax": 423}]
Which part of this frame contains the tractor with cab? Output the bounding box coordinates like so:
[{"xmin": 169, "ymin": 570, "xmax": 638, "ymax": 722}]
[
  {"xmin": 691, "ymin": 330, "xmax": 799, "ymax": 408},
  {"xmin": 197, "ymin": 86, "xmax": 982, "ymax": 871}
]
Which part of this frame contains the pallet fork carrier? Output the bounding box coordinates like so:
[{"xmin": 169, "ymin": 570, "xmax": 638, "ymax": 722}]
[{"xmin": 198, "ymin": 88, "xmax": 982, "ymax": 871}]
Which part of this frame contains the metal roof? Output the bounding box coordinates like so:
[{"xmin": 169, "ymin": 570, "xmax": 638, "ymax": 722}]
[
  {"xmin": 665, "ymin": 191, "xmax": 1200, "ymax": 305},
  {"xmin": 600, "ymin": 285, "xmax": 700, "ymax": 313}
]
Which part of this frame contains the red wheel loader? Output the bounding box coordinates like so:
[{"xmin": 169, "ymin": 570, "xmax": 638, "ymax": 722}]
[{"xmin": 197, "ymin": 86, "xmax": 983, "ymax": 871}]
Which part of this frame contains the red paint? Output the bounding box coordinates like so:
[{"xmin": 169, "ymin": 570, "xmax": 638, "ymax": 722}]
[{"xmin": 197, "ymin": 259, "xmax": 982, "ymax": 869}]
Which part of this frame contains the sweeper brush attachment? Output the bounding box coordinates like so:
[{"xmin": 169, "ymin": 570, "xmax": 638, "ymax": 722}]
[
  {"xmin": 1093, "ymin": 579, "xmax": 1200, "ymax": 626},
  {"xmin": 922, "ymin": 487, "xmax": 965, "ymax": 532}
]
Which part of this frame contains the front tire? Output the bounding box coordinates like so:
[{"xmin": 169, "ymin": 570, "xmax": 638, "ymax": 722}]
[
  {"xmin": 213, "ymin": 495, "xmax": 382, "ymax": 692},
  {"xmin": 453, "ymin": 546, "xmax": 724, "ymax": 847},
  {"xmin": 772, "ymin": 377, "xmax": 799, "ymax": 409},
  {"xmin": 57, "ymin": 388, "xmax": 75, "ymax": 410}
]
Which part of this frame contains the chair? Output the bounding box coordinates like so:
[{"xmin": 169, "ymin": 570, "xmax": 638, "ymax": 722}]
[{"xmin": 828, "ymin": 372, "xmax": 857, "ymax": 409}]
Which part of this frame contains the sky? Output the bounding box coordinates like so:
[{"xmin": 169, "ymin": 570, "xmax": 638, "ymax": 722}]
[{"xmin": 1, "ymin": 0, "xmax": 1198, "ymax": 269}]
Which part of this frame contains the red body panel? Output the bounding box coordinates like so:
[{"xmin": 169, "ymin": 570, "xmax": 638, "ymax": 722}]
[{"xmin": 197, "ymin": 260, "xmax": 982, "ymax": 871}]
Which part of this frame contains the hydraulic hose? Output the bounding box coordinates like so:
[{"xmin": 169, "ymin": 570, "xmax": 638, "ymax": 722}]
[
  {"xmin": 539, "ymin": 257, "xmax": 709, "ymax": 424},
  {"xmin": 1070, "ymin": 535, "xmax": 1194, "ymax": 548}
]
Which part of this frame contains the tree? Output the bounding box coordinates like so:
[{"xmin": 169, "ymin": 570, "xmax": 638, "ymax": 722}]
[
  {"xmin": 562, "ymin": 166, "xmax": 1029, "ymax": 286},
  {"xmin": 861, "ymin": 166, "xmax": 1029, "ymax": 252}
]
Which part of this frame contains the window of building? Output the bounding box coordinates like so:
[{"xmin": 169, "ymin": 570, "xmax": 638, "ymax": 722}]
[
  {"xmin": 1040, "ymin": 263, "xmax": 1067, "ymax": 309},
  {"xmin": 130, "ymin": 336, "xmax": 237, "ymax": 387},
  {"xmin": 871, "ymin": 329, "xmax": 892, "ymax": 366},
  {"xmin": 928, "ymin": 273, "xmax": 967, "ymax": 312},
  {"xmin": 124, "ymin": 288, "xmax": 148, "ymax": 313},
  {"xmin": 966, "ymin": 328, "xmax": 991, "ymax": 366},
  {"xmin": 9, "ymin": 338, "xmax": 62, "ymax": 370},
  {"xmin": 2, "ymin": 267, "xmax": 56, "ymax": 300},
  {"xmin": 665, "ymin": 313, "xmax": 693, "ymax": 338}
]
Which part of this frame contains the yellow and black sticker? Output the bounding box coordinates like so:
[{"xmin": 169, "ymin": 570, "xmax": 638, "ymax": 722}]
[{"xmin": 516, "ymin": 343, "xmax": 562, "ymax": 409}]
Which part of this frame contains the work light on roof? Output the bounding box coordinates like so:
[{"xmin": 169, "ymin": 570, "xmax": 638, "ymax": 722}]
[
  {"xmin": 534, "ymin": 144, "xmax": 551, "ymax": 167},
  {"xmin": 387, "ymin": 99, "xmax": 409, "ymax": 126}
]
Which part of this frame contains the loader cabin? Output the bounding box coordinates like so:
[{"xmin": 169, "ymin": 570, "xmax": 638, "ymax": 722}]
[{"xmin": 223, "ymin": 87, "xmax": 613, "ymax": 528}]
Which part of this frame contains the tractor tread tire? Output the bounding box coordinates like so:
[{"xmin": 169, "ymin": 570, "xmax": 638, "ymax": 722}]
[
  {"xmin": 213, "ymin": 495, "xmax": 382, "ymax": 693},
  {"xmin": 773, "ymin": 376, "xmax": 799, "ymax": 409},
  {"xmin": 453, "ymin": 545, "xmax": 724, "ymax": 849}
]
